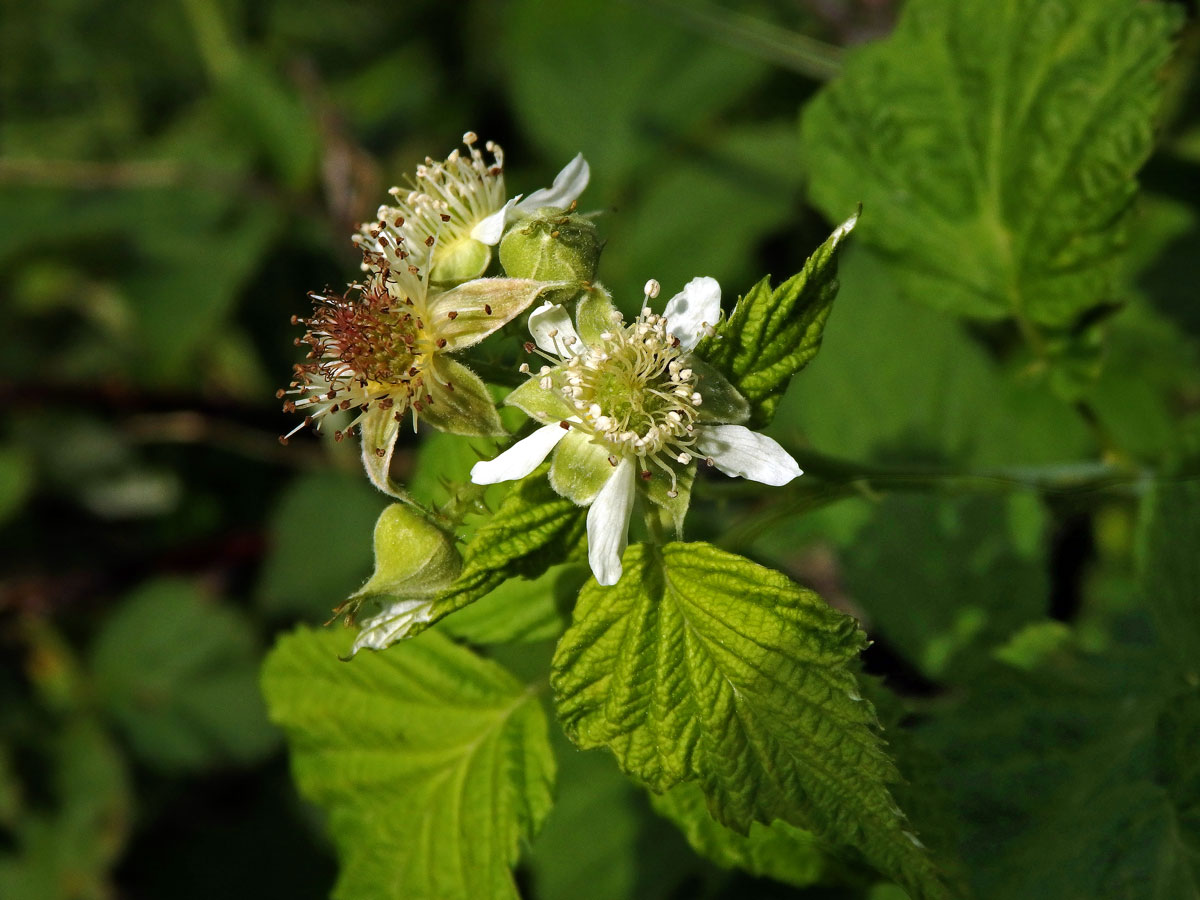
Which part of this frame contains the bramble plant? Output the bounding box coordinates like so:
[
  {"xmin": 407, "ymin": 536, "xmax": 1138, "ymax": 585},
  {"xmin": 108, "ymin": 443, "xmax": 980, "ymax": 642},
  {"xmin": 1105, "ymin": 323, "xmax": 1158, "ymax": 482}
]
[
  {"xmin": 246, "ymin": 2, "xmax": 1198, "ymax": 899},
  {"xmin": 265, "ymin": 130, "xmax": 948, "ymax": 895}
]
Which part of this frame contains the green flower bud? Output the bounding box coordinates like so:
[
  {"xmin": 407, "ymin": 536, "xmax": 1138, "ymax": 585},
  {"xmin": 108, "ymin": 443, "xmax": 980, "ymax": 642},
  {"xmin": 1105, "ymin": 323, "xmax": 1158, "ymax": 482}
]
[
  {"xmin": 343, "ymin": 503, "xmax": 461, "ymax": 620},
  {"xmin": 499, "ymin": 207, "xmax": 601, "ymax": 283}
]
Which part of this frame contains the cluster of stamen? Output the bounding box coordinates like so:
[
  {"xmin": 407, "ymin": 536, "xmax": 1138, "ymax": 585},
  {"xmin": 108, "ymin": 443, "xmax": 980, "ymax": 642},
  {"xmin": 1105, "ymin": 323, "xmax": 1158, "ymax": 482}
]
[
  {"xmin": 278, "ymin": 265, "xmax": 434, "ymax": 446},
  {"xmin": 353, "ymin": 132, "xmax": 505, "ymax": 271},
  {"xmin": 524, "ymin": 284, "xmax": 704, "ymax": 496}
]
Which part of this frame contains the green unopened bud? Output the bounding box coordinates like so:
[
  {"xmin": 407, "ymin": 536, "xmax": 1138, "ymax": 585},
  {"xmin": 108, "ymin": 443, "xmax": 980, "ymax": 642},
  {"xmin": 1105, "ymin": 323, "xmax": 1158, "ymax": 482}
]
[
  {"xmin": 499, "ymin": 207, "xmax": 601, "ymax": 283},
  {"xmin": 348, "ymin": 504, "xmax": 461, "ymax": 610}
]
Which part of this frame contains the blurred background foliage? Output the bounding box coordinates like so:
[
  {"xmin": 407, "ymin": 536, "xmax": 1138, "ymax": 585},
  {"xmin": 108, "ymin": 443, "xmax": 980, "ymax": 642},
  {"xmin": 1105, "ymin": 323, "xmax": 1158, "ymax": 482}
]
[{"xmin": 1, "ymin": 0, "xmax": 1198, "ymax": 898}]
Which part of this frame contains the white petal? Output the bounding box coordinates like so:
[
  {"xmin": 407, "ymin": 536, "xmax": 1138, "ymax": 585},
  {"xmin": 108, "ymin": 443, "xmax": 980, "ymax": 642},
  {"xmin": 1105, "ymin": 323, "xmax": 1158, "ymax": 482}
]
[
  {"xmin": 662, "ymin": 276, "xmax": 721, "ymax": 351},
  {"xmin": 517, "ymin": 153, "xmax": 590, "ymax": 213},
  {"xmin": 351, "ymin": 598, "xmax": 434, "ymax": 655},
  {"xmin": 471, "ymin": 424, "xmax": 568, "ymax": 484},
  {"xmin": 471, "ymin": 197, "xmax": 520, "ymax": 245},
  {"xmin": 528, "ymin": 301, "xmax": 584, "ymax": 357},
  {"xmin": 586, "ymin": 457, "xmax": 636, "ymax": 586},
  {"xmin": 694, "ymin": 425, "xmax": 802, "ymax": 486}
]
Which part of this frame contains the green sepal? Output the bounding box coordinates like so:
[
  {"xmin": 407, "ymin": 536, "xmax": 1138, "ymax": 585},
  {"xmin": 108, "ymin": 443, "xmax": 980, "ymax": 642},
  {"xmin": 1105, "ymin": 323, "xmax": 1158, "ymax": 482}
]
[
  {"xmin": 549, "ymin": 429, "xmax": 615, "ymax": 506},
  {"xmin": 688, "ymin": 356, "xmax": 749, "ymax": 425},
  {"xmin": 505, "ymin": 373, "xmax": 576, "ymax": 422},
  {"xmin": 428, "ymin": 278, "xmax": 569, "ymax": 352},
  {"xmin": 358, "ymin": 404, "xmax": 403, "ymax": 496},
  {"xmin": 422, "ymin": 356, "xmax": 506, "ymax": 437},
  {"xmin": 694, "ymin": 212, "xmax": 856, "ymax": 428},
  {"xmin": 575, "ymin": 284, "xmax": 618, "ymax": 346},
  {"xmin": 642, "ymin": 461, "xmax": 694, "ymax": 536},
  {"xmin": 499, "ymin": 207, "xmax": 601, "ymax": 283}
]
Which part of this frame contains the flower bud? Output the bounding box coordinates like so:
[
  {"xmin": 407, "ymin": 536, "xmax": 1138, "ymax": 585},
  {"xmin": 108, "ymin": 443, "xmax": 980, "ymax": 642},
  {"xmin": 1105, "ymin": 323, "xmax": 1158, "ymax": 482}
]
[
  {"xmin": 352, "ymin": 503, "xmax": 462, "ymax": 603},
  {"xmin": 499, "ymin": 207, "xmax": 601, "ymax": 283}
]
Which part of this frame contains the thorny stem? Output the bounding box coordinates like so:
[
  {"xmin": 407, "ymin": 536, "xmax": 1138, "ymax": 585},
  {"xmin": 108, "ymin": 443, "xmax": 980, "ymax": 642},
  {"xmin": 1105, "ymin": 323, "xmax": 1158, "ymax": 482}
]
[
  {"xmin": 637, "ymin": 0, "xmax": 844, "ymax": 81},
  {"xmin": 712, "ymin": 448, "xmax": 1178, "ymax": 551}
]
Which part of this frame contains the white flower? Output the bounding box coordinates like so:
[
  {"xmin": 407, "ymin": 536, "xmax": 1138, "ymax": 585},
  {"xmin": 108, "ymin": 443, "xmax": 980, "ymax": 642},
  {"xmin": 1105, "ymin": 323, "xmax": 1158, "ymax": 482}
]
[
  {"xmin": 470, "ymin": 277, "xmax": 802, "ymax": 586},
  {"xmin": 356, "ymin": 133, "xmax": 589, "ymax": 285}
]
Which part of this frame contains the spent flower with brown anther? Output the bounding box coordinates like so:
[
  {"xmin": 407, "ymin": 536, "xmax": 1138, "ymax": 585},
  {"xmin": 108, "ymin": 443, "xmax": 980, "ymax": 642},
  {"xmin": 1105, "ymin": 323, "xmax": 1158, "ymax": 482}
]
[{"xmin": 281, "ymin": 224, "xmax": 565, "ymax": 495}]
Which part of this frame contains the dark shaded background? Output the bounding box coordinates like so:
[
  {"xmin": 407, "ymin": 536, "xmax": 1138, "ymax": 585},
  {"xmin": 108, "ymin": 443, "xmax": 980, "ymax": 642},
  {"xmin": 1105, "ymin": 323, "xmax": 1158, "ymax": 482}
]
[{"xmin": 2, "ymin": 0, "xmax": 1198, "ymax": 898}]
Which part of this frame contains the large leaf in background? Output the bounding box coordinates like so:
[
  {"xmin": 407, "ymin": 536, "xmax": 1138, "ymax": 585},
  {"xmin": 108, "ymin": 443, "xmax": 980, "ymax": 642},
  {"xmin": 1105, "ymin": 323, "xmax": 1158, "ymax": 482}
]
[
  {"xmin": 256, "ymin": 470, "xmax": 383, "ymax": 622},
  {"xmin": 988, "ymin": 692, "xmax": 1200, "ymax": 899},
  {"xmin": 123, "ymin": 190, "xmax": 279, "ymax": 381},
  {"xmin": 842, "ymin": 494, "xmax": 1048, "ymax": 679},
  {"xmin": 769, "ymin": 247, "xmax": 1093, "ymax": 467},
  {"xmin": 602, "ymin": 122, "xmax": 807, "ymax": 302},
  {"xmin": 1141, "ymin": 481, "xmax": 1200, "ymax": 682},
  {"xmin": 0, "ymin": 446, "xmax": 33, "ymax": 527},
  {"xmin": 504, "ymin": 0, "xmax": 767, "ymax": 200},
  {"xmin": 802, "ymin": 0, "xmax": 1182, "ymax": 330},
  {"xmin": 0, "ymin": 722, "xmax": 131, "ymax": 900},
  {"xmin": 89, "ymin": 579, "xmax": 277, "ymax": 771},
  {"xmin": 552, "ymin": 542, "xmax": 947, "ymax": 899},
  {"xmin": 262, "ymin": 627, "xmax": 555, "ymax": 900}
]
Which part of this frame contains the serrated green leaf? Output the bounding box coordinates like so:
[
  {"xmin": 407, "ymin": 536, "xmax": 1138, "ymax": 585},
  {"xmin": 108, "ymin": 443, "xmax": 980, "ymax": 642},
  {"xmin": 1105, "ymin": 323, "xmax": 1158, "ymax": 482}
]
[
  {"xmin": 89, "ymin": 578, "xmax": 277, "ymax": 771},
  {"xmin": 650, "ymin": 780, "xmax": 829, "ymax": 889},
  {"xmin": 695, "ymin": 213, "xmax": 855, "ymax": 428},
  {"xmin": 551, "ymin": 542, "xmax": 946, "ymax": 899},
  {"xmin": 802, "ymin": 0, "xmax": 1182, "ymax": 332},
  {"xmin": 1140, "ymin": 481, "xmax": 1200, "ymax": 681},
  {"xmin": 261, "ymin": 627, "xmax": 555, "ymax": 900}
]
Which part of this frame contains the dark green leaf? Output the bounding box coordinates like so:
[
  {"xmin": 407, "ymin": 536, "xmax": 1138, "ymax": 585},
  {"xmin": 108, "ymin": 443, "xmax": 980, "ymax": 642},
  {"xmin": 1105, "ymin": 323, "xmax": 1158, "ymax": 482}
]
[
  {"xmin": 89, "ymin": 578, "xmax": 277, "ymax": 771},
  {"xmin": 802, "ymin": 0, "xmax": 1182, "ymax": 331},
  {"xmin": 1141, "ymin": 480, "xmax": 1200, "ymax": 680}
]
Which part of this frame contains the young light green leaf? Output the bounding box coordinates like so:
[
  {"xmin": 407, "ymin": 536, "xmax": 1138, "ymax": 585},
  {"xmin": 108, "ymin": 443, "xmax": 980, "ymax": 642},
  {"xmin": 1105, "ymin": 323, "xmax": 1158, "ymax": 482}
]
[
  {"xmin": 650, "ymin": 781, "xmax": 829, "ymax": 889},
  {"xmin": 694, "ymin": 212, "xmax": 856, "ymax": 428},
  {"xmin": 89, "ymin": 578, "xmax": 277, "ymax": 771},
  {"xmin": 801, "ymin": 0, "xmax": 1182, "ymax": 332},
  {"xmin": 551, "ymin": 542, "xmax": 946, "ymax": 899},
  {"xmin": 261, "ymin": 627, "xmax": 555, "ymax": 900},
  {"xmin": 1141, "ymin": 481, "xmax": 1200, "ymax": 682}
]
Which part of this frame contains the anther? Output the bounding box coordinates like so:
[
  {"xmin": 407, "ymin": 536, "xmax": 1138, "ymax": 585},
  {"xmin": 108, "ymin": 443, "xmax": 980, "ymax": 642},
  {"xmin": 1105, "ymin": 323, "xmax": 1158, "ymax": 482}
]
[{"xmin": 644, "ymin": 279, "xmax": 660, "ymax": 299}]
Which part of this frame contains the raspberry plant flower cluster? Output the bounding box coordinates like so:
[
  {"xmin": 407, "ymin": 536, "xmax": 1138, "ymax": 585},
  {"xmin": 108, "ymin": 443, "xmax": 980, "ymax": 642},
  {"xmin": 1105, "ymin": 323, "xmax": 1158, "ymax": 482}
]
[{"xmin": 271, "ymin": 133, "xmax": 948, "ymax": 899}]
